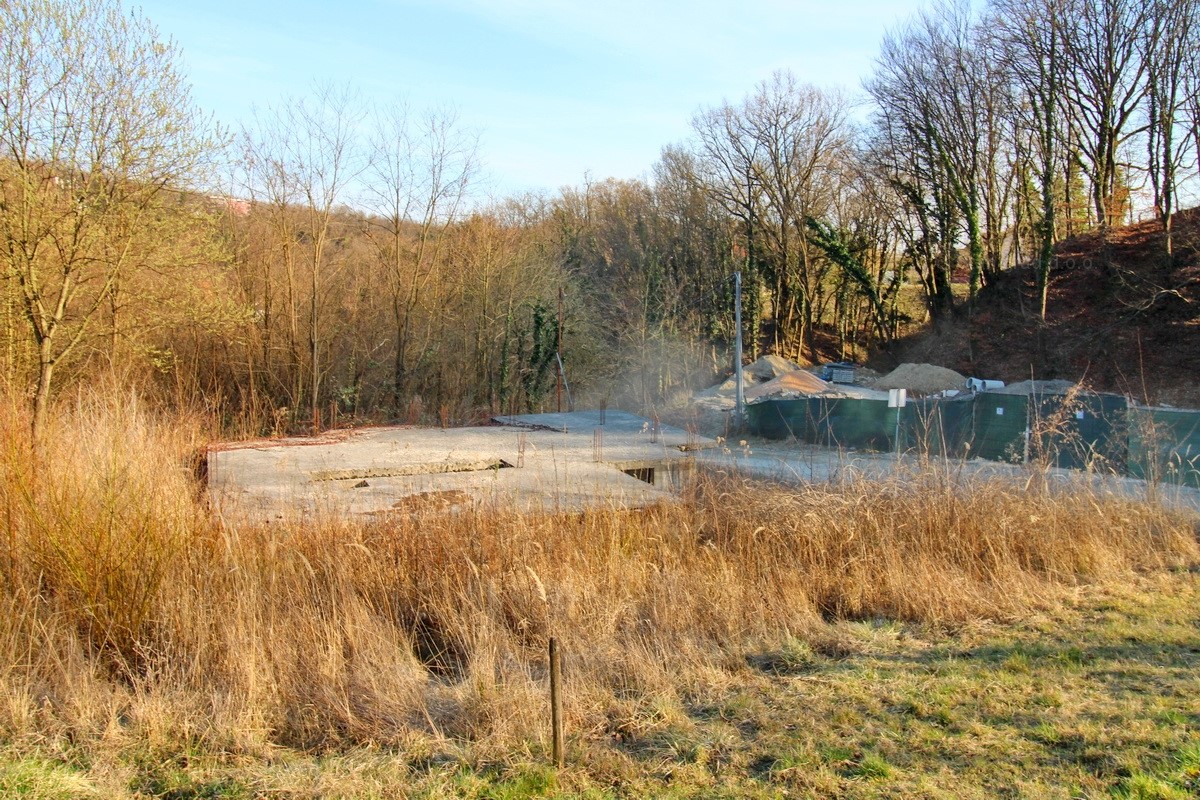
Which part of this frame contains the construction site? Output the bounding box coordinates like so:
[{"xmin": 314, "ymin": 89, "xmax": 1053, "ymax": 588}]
[
  {"xmin": 209, "ymin": 410, "xmax": 714, "ymax": 522},
  {"xmin": 694, "ymin": 354, "xmax": 1200, "ymax": 486},
  {"xmin": 209, "ymin": 352, "xmax": 1200, "ymax": 521}
]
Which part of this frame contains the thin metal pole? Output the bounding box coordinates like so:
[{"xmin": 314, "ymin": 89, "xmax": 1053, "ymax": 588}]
[
  {"xmin": 555, "ymin": 352, "xmax": 573, "ymax": 412},
  {"xmin": 895, "ymin": 405, "xmax": 902, "ymax": 459},
  {"xmin": 556, "ymin": 287, "xmax": 564, "ymax": 413},
  {"xmin": 734, "ymin": 271, "xmax": 745, "ymax": 428}
]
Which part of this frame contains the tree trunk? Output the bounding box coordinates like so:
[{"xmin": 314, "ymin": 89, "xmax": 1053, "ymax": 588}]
[{"xmin": 31, "ymin": 340, "xmax": 54, "ymax": 441}]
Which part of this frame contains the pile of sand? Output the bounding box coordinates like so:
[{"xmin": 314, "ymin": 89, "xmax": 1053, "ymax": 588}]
[
  {"xmin": 744, "ymin": 370, "xmax": 831, "ymax": 401},
  {"xmin": 826, "ymin": 384, "xmax": 891, "ymax": 401},
  {"xmin": 695, "ymin": 355, "xmax": 805, "ymax": 401},
  {"xmin": 696, "ymin": 353, "xmax": 876, "ymax": 407},
  {"xmin": 873, "ymin": 363, "xmax": 967, "ymax": 395},
  {"xmin": 744, "ymin": 354, "xmax": 804, "ymax": 379}
]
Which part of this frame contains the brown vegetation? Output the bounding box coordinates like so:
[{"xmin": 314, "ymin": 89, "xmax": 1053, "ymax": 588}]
[
  {"xmin": 1, "ymin": 392, "xmax": 1195, "ymax": 766},
  {"xmin": 4, "ymin": 0, "xmax": 1200, "ymax": 792}
]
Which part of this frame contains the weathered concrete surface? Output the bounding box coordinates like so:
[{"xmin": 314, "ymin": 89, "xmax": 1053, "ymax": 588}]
[
  {"xmin": 697, "ymin": 440, "xmax": 1200, "ymax": 515},
  {"xmin": 208, "ymin": 410, "xmax": 712, "ymax": 523}
]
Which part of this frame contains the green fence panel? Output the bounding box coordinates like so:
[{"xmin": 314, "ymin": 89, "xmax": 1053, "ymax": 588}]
[
  {"xmin": 752, "ymin": 395, "xmax": 983, "ymax": 455},
  {"xmin": 823, "ymin": 398, "xmax": 893, "ymax": 451},
  {"xmin": 1127, "ymin": 406, "xmax": 1200, "ymax": 487},
  {"xmin": 1027, "ymin": 392, "xmax": 1128, "ymax": 471},
  {"xmin": 748, "ymin": 397, "xmax": 893, "ymax": 451},
  {"xmin": 903, "ymin": 396, "xmax": 976, "ymax": 457},
  {"xmin": 745, "ymin": 399, "xmax": 784, "ymax": 439},
  {"xmin": 746, "ymin": 398, "xmax": 822, "ymax": 441},
  {"xmin": 749, "ymin": 389, "xmax": 1135, "ymax": 475},
  {"xmin": 971, "ymin": 393, "xmax": 1029, "ymax": 462}
]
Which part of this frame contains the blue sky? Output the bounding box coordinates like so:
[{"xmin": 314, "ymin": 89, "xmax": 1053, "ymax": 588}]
[{"xmin": 135, "ymin": 0, "xmax": 928, "ymax": 198}]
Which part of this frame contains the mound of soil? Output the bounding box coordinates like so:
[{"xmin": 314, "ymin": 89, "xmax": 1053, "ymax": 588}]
[
  {"xmin": 873, "ymin": 363, "xmax": 967, "ymax": 395},
  {"xmin": 744, "ymin": 370, "xmax": 831, "ymax": 400},
  {"xmin": 745, "ymin": 354, "xmax": 805, "ymax": 379}
]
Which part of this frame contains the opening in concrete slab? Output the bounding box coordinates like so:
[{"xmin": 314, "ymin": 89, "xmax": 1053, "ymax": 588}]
[
  {"xmin": 623, "ymin": 467, "xmax": 656, "ymax": 484},
  {"xmin": 310, "ymin": 459, "xmax": 512, "ymax": 482}
]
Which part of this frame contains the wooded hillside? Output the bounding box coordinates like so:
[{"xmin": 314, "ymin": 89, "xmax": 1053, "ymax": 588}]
[{"xmin": 3, "ymin": 0, "xmax": 1199, "ymax": 435}]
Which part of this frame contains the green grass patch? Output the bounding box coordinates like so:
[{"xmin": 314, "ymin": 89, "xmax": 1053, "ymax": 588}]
[{"xmin": 0, "ymin": 756, "xmax": 98, "ymax": 799}]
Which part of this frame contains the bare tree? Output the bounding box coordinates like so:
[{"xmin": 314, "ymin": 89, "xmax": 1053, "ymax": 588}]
[
  {"xmin": 1060, "ymin": 0, "xmax": 1151, "ymax": 227},
  {"xmin": 241, "ymin": 84, "xmax": 364, "ymax": 427},
  {"xmin": 444, "ymin": 202, "xmax": 559, "ymax": 410},
  {"xmin": 746, "ymin": 73, "xmax": 849, "ymax": 360},
  {"xmin": 691, "ymin": 71, "xmax": 849, "ymax": 360},
  {"xmin": 867, "ymin": 1, "xmax": 1010, "ymax": 306},
  {"xmin": 0, "ymin": 0, "xmax": 219, "ymax": 437},
  {"xmin": 690, "ymin": 99, "xmax": 767, "ymax": 358},
  {"xmin": 365, "ymin": 103, "xmax": 477, "ymax": 409},
  {"xmin": 1142, "ymin": 0, "xmax": 1198, "ymax": 255},
  {"xmin": 653, "ymin": 146, "xmax": 738, "ymax": 360},
  {"xmin": 1187, "ymin": 33, "xmax": 1200, "ymax": 189},
  {"xmin": 864, "ymin": 103, "xmax": 959, "ymax": 323},
  {"xmin": 992, "ymin": 0, "xmax": 1068, "ymax": 318},
  {"xmin": 236, "ymin": 126, "xmax": 301, "ymax": 410}
]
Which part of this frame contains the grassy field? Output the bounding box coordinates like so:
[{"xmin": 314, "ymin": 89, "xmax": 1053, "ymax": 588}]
[{"xmin": 1, "ymin": 394, "xmax": 1198, "ymax": 798}]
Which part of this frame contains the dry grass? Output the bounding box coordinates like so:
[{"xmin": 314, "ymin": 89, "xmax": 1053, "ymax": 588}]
[{"xmin": 0, "ymin": 391, "xmax": 1197, "ymax": 795}]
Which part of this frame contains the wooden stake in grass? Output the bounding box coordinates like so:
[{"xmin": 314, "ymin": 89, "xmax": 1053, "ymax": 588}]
[{"xmin": 549, "ymin": 636, "xmax": 564, "ymax": 768}]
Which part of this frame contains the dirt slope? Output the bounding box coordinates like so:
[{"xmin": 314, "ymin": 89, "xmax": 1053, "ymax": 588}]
[{"xmin": 889, "ymin": 208, "xmax": 1200, "ymax": 406}]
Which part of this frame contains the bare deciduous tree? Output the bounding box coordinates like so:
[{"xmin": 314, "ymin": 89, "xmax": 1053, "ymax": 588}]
[
  {"xmin": 0, "ymin": 0, "xmax": 219, "ymax": 437},
  {"xmin": 992, "ymin": 0, "xmax": 1068, "ymax": 318},
  {"xmin": 691, "ymin": 71, "xmax": 849, "ymax": 360},
  {"xmin": 868, "ymin": 1, "xmax": 1010, "ymax": 307},
  {"xmin": 1142, "ymin": 0, "xmax": 1198, "ymax": 254},
  {"xmin": 365, "ymin": 104, "xmax": 477, "ymax": 409},
  {"xmin": 1060, "ymin": 0, "xmax": 1150, "ymax": 227},
  {"xmin": 241, "ymin": 84, "xmax": 364, "ymax": 427}
]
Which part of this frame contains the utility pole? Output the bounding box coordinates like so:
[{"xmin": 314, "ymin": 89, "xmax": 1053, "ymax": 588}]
[
  {"xmin": 734, "ymin": 271, "xmax": 745, "ymax": 428},
  {"xmin": 556, "ymin": 286, "xmax": 564, "ymax": 413}
]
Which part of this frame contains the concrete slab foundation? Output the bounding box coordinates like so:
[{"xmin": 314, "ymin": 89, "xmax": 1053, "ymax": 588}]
[{"xmin": 208, "ymin": 410, "xmax": 713, "ymax": 523}]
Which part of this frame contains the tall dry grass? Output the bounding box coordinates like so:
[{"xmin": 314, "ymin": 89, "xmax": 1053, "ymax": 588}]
[{"xmin": 1, "ymin": 390, "xmax": 1197, "ymax": 763}]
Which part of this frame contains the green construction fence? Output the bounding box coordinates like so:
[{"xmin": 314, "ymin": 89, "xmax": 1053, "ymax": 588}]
[
  {"xmin": 968, "ymin": 392, "xmax": 1030, "ymax": 462},
  {"xmin": 746, "ymin": 397, "xmax": 893, "ymax": 451},
  {"xmin": 1127, "ymin": 406, "xmax": 1200, "ymax": 487},
  {"xmin": 747, "ymin": 390, "xmax": 1131, "ymax": 474},
  {"xmin": 747, "ymin": 395, "xmax": 975, "ymax": 455},
  {"xmin": 1028, "ymin": 392, "xmax": 1129, "ymax": 471}
]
